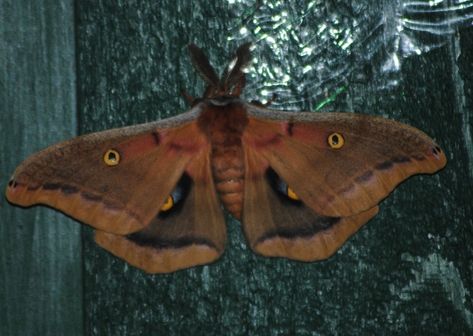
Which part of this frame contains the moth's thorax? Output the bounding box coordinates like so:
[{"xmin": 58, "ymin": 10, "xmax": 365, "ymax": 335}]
[{"xmin": 197, "ymin": 100, "xmax": 248, "ymax": 219}]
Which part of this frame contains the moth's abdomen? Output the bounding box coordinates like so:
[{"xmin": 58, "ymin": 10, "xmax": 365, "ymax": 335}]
[
  {"xmin": 198, "ymin": 102, "xmax": 248, "ymax": 219},
  {"xmin": 211, "ymin": 139, "xmax": 245, "ymax": 219}
]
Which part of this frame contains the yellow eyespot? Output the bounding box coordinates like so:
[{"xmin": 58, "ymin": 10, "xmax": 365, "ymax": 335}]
[
  {"xmin": 160, "ymin": 195, "xmax": 174, "ymax": 212},
  {"xmin": 287, "ymin": 186, "xmax": 300, "ymax": 201},
  {"xmin": 327, "ymin": 133, "xmax": 344, "ymax": 149},
  {"xmin": 103, "ymin": 149, "xmax": 120, "ymax": 166}
]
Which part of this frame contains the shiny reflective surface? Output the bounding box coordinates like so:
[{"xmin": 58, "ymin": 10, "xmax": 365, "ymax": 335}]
[{"xmin": 224, "ymin": 0, "xmax": 473, "ymax": 101}]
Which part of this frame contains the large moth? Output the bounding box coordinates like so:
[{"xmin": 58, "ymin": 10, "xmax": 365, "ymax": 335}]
[{"xmin": 6, "ymin": 44, "xmax": 446, "ymax": 273}]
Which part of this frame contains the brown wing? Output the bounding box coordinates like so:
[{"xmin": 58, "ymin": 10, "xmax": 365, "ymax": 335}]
[
  {"xmin": 244, "ymin": 105, "xmax": 447, "ymax": 218},
  {"xmin": 242, "ymin": 146, "xmax": 378, "ymax": 261},
  {"xmin": 241, "ymin": 106, "xmax": 445, "ymax": 260},
  {"xmin": 6, "ymin": 109, "xmax": 210, "ymax": 235},
  {"xmin": 95, "ymin": 149, "xmax": 226, "ymax": 273}
]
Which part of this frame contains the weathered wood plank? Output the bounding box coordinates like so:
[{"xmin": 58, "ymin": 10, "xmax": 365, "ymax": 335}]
[
  {"xmin": 76, "ymin": 1, "xmax": 472, "ymax": 334},
  {"xmin": 0, "ymin": 1, "xmax": 82, "ymax": 335}
]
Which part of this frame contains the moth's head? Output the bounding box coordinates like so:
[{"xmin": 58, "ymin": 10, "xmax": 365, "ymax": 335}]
[{"xmin": 188, "ymin": 43, "xmax": 252, "ymax": 100}]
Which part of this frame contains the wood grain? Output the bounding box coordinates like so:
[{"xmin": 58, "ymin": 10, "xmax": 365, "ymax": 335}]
[{"xmin": 0, "ymin": 1, "xmax": 82, "ymax": 335}]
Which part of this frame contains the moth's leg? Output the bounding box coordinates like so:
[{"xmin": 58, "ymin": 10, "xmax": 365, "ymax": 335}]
[{"xmin": 180, "ymin": 90, "xmax": 205, "ymax": 107}]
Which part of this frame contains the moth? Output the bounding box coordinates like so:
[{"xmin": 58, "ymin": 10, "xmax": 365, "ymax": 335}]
[{"xmin": 6, "ymin": 44, "xmax": 446, "ymax": 273}]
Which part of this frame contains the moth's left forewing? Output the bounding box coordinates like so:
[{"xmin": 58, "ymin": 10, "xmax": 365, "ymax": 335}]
[
  {"xmin": 6, "ymin": 109, "xmax": 208, "ymax": 235},
  {"xmin": 244, "ymin": 105, "xmax": 447, "ymax": 218}
]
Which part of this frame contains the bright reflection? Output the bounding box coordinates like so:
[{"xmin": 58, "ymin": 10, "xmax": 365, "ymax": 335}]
[
  {"xmin": 300, "ymin": 47, "xmax": 313, "ymax": 56},
  {"xmin": 239, "ymin": 27, "xmax": 248, "ymax": 35},
  {"xmin": 302, "ymin": 65, "xmax": 312, "ymax": 74},
  {"xmin": 228, "ymin": 0, "xmax": 473, "ymax": 103}
]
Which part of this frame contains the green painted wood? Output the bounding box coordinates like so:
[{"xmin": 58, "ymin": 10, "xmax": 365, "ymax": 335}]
[
  {"xmin": 0, "ymin": 1, "xmax": 83, "ymax": 335},
  {"xmin": 75, "ymin": 1, "xmax": 472, "ymax": 334},
  {"xmin": 76, "ymin": 1, "xmax": 472, "ymax": 335}
]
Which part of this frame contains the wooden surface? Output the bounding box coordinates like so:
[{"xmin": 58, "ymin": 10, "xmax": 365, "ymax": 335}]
[
  {"xmin": 2, "ymin": 1, "xmax": 472, "ymax": 335},
  {"xmin": 0, "ymin": 1, "xmax": 82, "ymax": 335}
]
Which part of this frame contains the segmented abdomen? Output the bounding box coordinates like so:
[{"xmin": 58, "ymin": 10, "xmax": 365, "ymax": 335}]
[
  {"xmin": 211, "ymin": 135, "xmax": 245, "ymax": 219},
  {"xmin": 198, "ymin": 101, "xmax": 249, "ymax": 219}
]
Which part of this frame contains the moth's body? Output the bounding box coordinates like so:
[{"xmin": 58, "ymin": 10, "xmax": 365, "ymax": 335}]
[
  {"xmin": 6, "ymin": 44, "xmax": 446, "ymax": 273},
  {"xmin": 198, "ymin": 99, "xmax": 248, "ymax": 219}
]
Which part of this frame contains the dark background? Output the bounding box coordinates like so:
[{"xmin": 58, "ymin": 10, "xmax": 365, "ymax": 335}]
[{"xmin": 1, "ymin": 1, "xmax": 472, "ymax": 335}]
